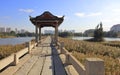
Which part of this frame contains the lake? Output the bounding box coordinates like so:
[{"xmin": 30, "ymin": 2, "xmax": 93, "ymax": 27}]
[
  {"xmin": 0, "ymin": 37, "xmax": 120, "ymax": 45},
  {"xmin": 72, "ymin": 37, "xmax": 120, "ymax": 41},
  {"xmin": 0, "ymin": 37, "xmax": 34, "ymax": 45}
]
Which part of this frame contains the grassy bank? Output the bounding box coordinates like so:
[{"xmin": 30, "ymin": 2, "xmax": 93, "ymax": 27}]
[
  {"xmin": 0, "ymin": 35, "xmax": 16, "ymax": 38},
  {"xmin": 101, "ymin": 41, "xmax": 120, "ymax": 48},
  {"xmin": 59, "ymin": 37, "xmax": 120, "ymax": 75},
  {"xmin": 0, "ymin": 39, "xmax": 35, "ymax": 60},
  {"xmin": 0, "ymin": 36, "xmax": 47, "ymax": 60},
  {"xmin": 0, "ymin": 44, "xmax": 26, "ymax": 60}
]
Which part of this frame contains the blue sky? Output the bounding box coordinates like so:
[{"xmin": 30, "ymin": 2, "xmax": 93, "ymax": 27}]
[{"xmin": 1, "ymin": 0, "xmax": 120, "ymax": 32}]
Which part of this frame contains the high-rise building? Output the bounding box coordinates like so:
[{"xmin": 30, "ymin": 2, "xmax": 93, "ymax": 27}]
[
  {"xmin": 15, "ymin": 28, "xmax": 18, "ymax": 33},
  {"xmin": 6, "ymin": 27, "xmax": 11, "ymax": 33},
  {"xmin": 44, "ymin": 30, "xmax": 54, "ymax": 34},
  {"xmin": 21, "ymin": 29, "xmax": 26, "ymax": 33},
  {"xmin": 0, "ymin": 27, "xmax": 5, "ymax": 32}
]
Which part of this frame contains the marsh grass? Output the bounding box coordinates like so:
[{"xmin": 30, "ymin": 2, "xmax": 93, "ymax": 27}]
[
  {"xmin": 0, "ymin": 39, "xmax": 36, "ymax": 60},
  {"xmin": 101, "ymin": 41, "xmax": 120, "ymax": 48},
  {"xmin": 59, "ymin": 37, "xmax": 120, "ymax": 75},
  {"xmin": 0, "ymin": 44, "xmax": 26, "ymax": 60}
]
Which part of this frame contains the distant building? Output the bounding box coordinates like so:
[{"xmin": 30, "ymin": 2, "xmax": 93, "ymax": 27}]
[
  {"xmin": 110, "ymin": 24, "xmax": 120, "ymax": 37},
  {"xmin": 63, "ymin": 30, "xmax": 75, "ymax": 33},
  {"xmin": 84, "ymin": 29, "xmax": 95, "ymax": 37},
  {"xmin": 18, "ymin": 30, "xmax": 21, "ymax": 33},
  {"xmin": 58, "ymin": 29, "xmax": 63, "ymax": 33},
  {"xmin": 68, "ymin": 30, "xmax": 75, "ymax": 33},
  {"xmin": 44, "ymin": 29, "xmax": 75, "ymax": 34},
  {"xmin": 20, "ymin": 29, "xmax": 26, "ymax": 33},
  {"xmin": 44, "ymin": 30, "xmax": 54, "ymax": 34},
  {"xmin": 6, "ymin": 27, "xmax": 11, "ymax": 33},
  {"xmin": 110, "ymin": 24, "xmax": 120, "ymax": 32},
  {"xmin": 15, "ymin": 28, "xmax": 18, "ymax": 33},
  {"xmin": 0, "ymin": 27, "xmax": 5, "ymax": 32}
]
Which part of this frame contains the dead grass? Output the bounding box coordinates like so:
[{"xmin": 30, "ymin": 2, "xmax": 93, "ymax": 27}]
[{"xmin": 59, "ymin": 37, "xmax": 120, "ymax": 75}]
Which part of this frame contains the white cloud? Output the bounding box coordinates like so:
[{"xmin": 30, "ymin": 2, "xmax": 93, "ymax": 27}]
[
  {"xmin": 102, "ymin": 19, "xmax": 111, "ymax": 23},
  {"xmin": 112, "ymin": 9, "xmax": 120, "ymax": 12},
  {"xmin": 102, "ymin": 18, "xmax": 120, "ymax": 23},
  {"xmin": 87, "ymin": 12, "xmax": 102, "ymax": 16},
  {"xmin": 75, "ymin": 12, "xmax": 102, "ymax": 17},
  {"xmin": 101, "ymin": 17, "xmax": 120, "ymax": 31},
  {"xmin": 19, "ymin": 9, "xmax": 34, "ymax": 13},
  {"xmin": 75, "ymin": 13, "xmax": 85, "ymax": 17}
]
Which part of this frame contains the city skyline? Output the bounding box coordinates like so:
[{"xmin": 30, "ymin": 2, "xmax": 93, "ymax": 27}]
[
  {"xmin": 0, "ymin": 26, "xmax": 76, "ymax": 34},
  {"xmin": 0, "ymin": 27, "xmax": 28, "ymax": 33},
  {"xmin": 1, "ymin": 0, "xmax": 120, "ymax": 32}
]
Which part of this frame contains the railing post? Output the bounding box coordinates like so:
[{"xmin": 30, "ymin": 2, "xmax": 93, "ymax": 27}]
[
  {"xmin": 13, "ymin": 53, "xmax": 19, "ymax": 66},
  {"xmin": 85, "ymin": 58, "xmax": 105, "ymax": 75},
  {"xmin": 57, "ymin": 43, "xmax": 60, "ymax": 49},
  {"xmin": 27, "ymin": 41, "xmax": 31, "ymax": 54},
  {"xmin": 65, "ymin": 53, "xmax": 71, "ymax": 65},
  {"xmin": 33, "ymin": 43, "xmax": 36, "ymax": 49},
  {"xmin": 60, "ymin": 42, "xmax": 64, "ymax": 54}
]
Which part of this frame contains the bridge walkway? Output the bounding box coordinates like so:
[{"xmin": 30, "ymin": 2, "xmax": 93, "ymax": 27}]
[{"xmin": 0, "ymin": 36, "xmax": 66, "ymax": 75}]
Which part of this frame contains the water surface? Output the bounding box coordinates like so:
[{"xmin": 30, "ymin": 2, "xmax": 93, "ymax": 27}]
[
  {"xmin": 0, "ymin": 37, "xmax": 34, "ymax": 45},
  {"xmin": 72, "ymin": 37, "xmax": 120, "ymax": 41}
]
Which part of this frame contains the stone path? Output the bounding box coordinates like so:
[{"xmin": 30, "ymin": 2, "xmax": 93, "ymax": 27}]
[{"xmin": 5, "ymin": 36, "xmax": 66, "ymax": 75}]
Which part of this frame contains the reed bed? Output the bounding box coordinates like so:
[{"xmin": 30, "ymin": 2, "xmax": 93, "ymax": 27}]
[
  {"xmin": 0, "ymin": 43, "xmax": 26, "ymax": 60},
  {"xmin": 0, "ymin": 36, "xmax": 46, "ymax": 60},
  {"xmin": 101, "ymin": 41, "xmax": 120, "ymax": 48},
  {"xmin": 59, "ymin": 37, "xmax": 120, "ymax": 75},
  {"xmin": 0, "ymin": 39, "xmax": 36, "ymax": 60}
]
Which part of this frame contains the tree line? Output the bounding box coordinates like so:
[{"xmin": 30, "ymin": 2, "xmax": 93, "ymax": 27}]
[{"xmin": 0, "ymin": 31, "xmax": 35, "ymax": 38}]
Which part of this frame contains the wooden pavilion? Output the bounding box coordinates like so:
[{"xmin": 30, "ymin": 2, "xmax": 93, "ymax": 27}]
[{"xmin": 29, "ymin": 11, "xmax": 64, "ymax": 43}]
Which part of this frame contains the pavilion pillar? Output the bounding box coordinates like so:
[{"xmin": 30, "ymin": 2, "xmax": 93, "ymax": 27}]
[
  {"xmin": 35, "ymin": 26, "xmax": 38, "ymax": 43},
  {"xmin": 55, "ymin": 22, "xmax": 58, "ymax": 44},
  {"xmin": 39, "ymin": 26, "xmax": 41, "ymax": 42}
]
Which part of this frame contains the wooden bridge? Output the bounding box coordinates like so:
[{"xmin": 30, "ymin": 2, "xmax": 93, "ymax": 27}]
[
  {"xmin": 0, "ymin": 36, "xmax": 67, "ymax": 75},
  {"xmin": 0, "ymin": 11, "xmax": 105, "ymax": 75},
  {"xmin": 0, "ymin": 36, "xmax": 105, "ymax": 75}
]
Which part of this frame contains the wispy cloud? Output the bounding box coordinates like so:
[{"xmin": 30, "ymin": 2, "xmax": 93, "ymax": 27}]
[
  {"xmin": 75, "ymin": 13, "xmax": 85, "ymax": 17},
  {"xmin": 112, "ymin": 9, "xmax": 120, "ymax": 12},
  {"xmin": 102, "ymin": 18, "xmax": 120, "ymax": 23},
  {"xmin": 87, "ymin": 12, "xmax": 102, "ymax": 16},
  {"xmin": 75, "ymin": 12, "xmax": 102, "ymax": 17},
  {"xmin": 102, "ymin": 19, "xmax": 111, "ymax": 23},
  {"xmin": 19, "ymin": 9, "xmax": 34, "ymax": 13}
]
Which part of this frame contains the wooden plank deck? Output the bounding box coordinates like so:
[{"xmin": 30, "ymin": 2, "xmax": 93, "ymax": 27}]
[{"xmin": 2, "ymin": 36, "xmax": 66, "ymax": 75}]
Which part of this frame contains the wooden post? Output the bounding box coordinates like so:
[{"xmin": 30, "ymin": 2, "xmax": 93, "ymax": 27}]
[
  {"xmin": 55, "ymin": 22, "xmax": 58, "ymax": 45},
  {"xmin": 39, "ymin": 26, "xmax": 41, "ymax": 43},
  {"xmin": 85, "ymin": 58, "xmax": 105, "ymax": 75},
  {"xmin": 35, "ymin": 26, "xmax": 38, "ymax": 43}
]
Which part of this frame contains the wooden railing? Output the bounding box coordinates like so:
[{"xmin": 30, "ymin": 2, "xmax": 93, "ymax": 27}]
[{"xmin": 57, "ymin": 42, "xmax": 105, "ymax": 75}]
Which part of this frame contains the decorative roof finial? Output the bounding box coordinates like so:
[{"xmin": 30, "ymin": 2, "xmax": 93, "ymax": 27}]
[
  {"xmin": 62, "ymin": 15, "xmax": 65, "ymax": 18},
  {"xmin": 29, "ymin": 15, "xmax": 32, "ymax": 19}
]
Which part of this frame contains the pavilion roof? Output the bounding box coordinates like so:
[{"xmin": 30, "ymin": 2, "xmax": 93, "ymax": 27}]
[{"xmin": 29, "ymin": 11, "xmax": 64, "ymax": 28}]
